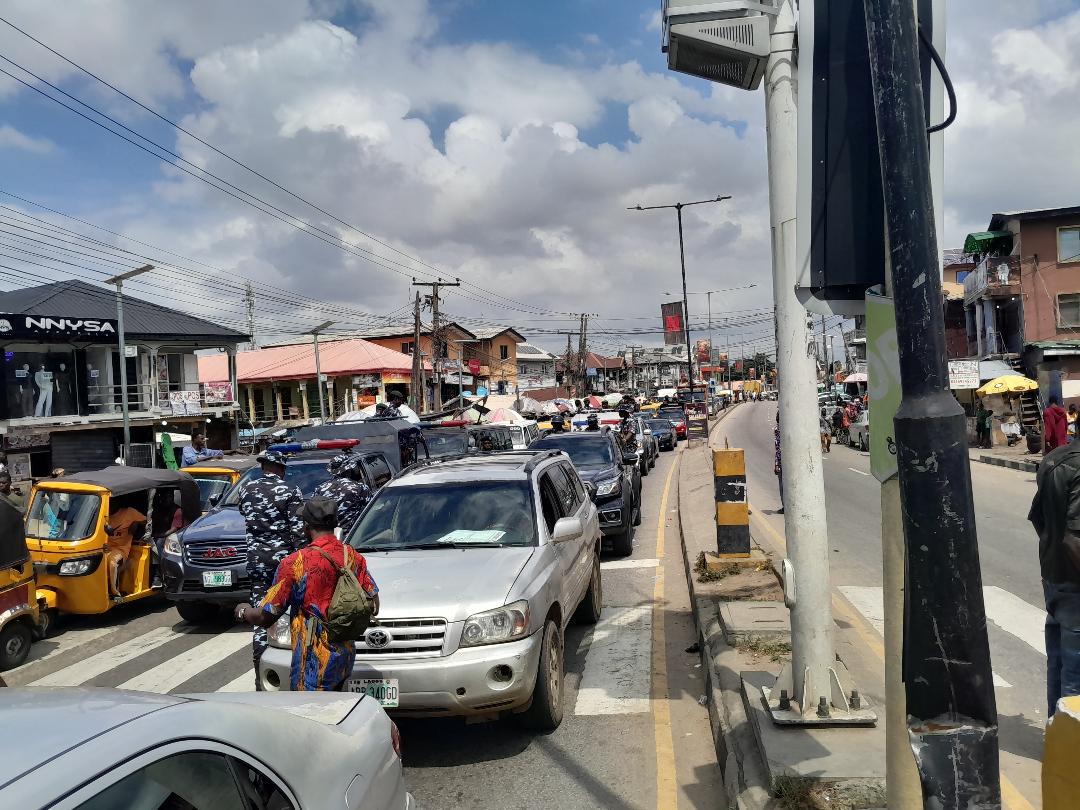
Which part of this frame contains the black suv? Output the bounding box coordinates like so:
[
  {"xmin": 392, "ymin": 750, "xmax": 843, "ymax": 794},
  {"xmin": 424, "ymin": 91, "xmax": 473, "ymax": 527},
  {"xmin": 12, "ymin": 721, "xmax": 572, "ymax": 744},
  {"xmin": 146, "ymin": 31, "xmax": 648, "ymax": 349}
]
[
  {"xmin": 531, "ymin": 429, "xmax": 641, "ymax": 555},
  {"xmin": 163, "ymin": 449, "xmax": 393, "ymax": 623}
]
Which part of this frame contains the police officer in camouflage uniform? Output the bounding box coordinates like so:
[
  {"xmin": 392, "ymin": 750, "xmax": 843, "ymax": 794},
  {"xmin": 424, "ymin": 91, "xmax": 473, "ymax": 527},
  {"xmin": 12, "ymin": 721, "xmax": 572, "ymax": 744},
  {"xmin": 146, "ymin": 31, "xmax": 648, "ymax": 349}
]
[
  {"xmin": 238, "ymin": 450, "xmax": 304, "ymax": 687},
  {"xmin": 312, "ymin": 453, "xmax": 373, "ymax": 538},
  {"xmin": 383, "ymin": 390, "xmax": 406, "ymax": 419}
]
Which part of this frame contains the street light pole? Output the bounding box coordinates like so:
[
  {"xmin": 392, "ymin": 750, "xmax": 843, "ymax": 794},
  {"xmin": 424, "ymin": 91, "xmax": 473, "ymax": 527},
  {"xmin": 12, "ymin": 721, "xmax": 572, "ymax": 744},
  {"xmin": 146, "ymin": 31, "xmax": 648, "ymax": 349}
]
[
  {"xmin": 667, "ymin": 287, "xmax": 757, "ymax": 390},
  {"xmin": 310, "ymin": 320, "xmax": 334, "ymax": 423},
  {"xmin": 634, "ymin": 196, "xmax": 732, "ymax": 395},
  {"xmin": 105, "ymin": 264, "xmax": 153, "ymax": 464}
]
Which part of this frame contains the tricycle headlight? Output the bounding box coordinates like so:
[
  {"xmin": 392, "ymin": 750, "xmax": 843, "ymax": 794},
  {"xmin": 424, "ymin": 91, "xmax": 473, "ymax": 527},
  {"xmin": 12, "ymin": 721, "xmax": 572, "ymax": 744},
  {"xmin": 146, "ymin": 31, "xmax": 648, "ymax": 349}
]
[
  {"xmin": 595, "ymin": 476, "xmax": 621, "ymax": 497},
  {"xmin": 460, "ymin": 601, "xmax": 530, "ymax": 647},
  {"xmin": 58, "ymin": 558, "xmax": 95, "ymax": 576},
  {"xmin": 163, "ymin": 532, "xmax": 182, "ymax": 556},
  {"xmin": 268, "ymin": 614, "xmax": 292, "ymax": 649}
]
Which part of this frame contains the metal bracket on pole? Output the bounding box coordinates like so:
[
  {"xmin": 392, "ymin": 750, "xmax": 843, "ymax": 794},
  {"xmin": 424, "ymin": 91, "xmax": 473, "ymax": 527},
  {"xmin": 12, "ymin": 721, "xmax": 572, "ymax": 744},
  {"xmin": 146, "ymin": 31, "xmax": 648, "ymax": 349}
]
[{"xmin": 763, "ymin": 659, "xmax": 877, "ymax": 725}]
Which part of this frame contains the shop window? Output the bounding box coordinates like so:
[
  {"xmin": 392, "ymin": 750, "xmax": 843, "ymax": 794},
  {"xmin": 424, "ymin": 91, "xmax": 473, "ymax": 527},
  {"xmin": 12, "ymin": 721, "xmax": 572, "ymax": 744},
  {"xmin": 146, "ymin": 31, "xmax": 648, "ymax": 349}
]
[
  {"xmin": 1059, "ymin": 293, "xmax": 1080, "ymax": 329},
  {"xmin": 1059, "ymin": 227, "xmax": 1080, "ymax": 264},
  {"xmin": 2, "ymin": 344, "xmax": 79, "ymax": 419}
]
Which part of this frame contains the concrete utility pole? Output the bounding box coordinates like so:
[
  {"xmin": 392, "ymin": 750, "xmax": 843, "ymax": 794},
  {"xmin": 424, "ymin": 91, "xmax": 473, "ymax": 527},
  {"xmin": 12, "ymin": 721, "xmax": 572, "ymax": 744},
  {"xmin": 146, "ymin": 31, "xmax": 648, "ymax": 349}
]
[
  {"xmin": 310, "ymin": 320, "xmax": 334, "ymax": 423},
  {"xmin": 761, "ymin": 0, "xmax": 858, "ymax": 722},
  {"xmin": 105, "ymin": 264, "xmax": 153, "ymax": 464},
  {"xmin": 411, "ymin": 292, "xmax": 423, "ymax": 413},
  {"xmin": 244, "ymin": 282, "xmax": 257, "ymax": 350},
  {"xmin": 627, "ymin": 345, "xmax": 643, "ymax": 392},
  {"xmin": 864, "ymin": 0, "xmax": 1000, "ymax": 802},
  {"xmin": 412, "ymin": 278, "xmax": 460, "ymax": 411}
]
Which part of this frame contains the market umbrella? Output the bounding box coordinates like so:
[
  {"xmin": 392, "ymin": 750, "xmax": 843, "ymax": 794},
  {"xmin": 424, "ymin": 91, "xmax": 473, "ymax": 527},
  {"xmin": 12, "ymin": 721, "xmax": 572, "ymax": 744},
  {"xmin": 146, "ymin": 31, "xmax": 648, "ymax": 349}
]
[
  {"xmin": 515, "ymin": 397, "xmax": 543, "ymax": 416},
  {"xmin": 975, "ymin": 375, "xmax": 1039, "ymax": 398},
  {"xmin": 552, "ymin": 398, "xmax": 576, "ymax": 413},
  {"xmin": 602, "ymin": 393, "xmax": 623, "ymax": 408},
  {"xmin": 486, "ymin": 407, "xmax": 527, "ymax": 425},
  {"xmin": 587, "ymin": 395, "xmax": 603, "ymax": 410}
]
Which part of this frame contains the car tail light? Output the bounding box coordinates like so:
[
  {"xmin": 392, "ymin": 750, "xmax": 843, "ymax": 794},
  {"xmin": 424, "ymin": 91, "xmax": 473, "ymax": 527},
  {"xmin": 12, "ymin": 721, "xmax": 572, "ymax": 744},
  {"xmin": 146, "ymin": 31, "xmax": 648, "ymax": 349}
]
[{"xmin": 391, "ymin": 720, "xmax": 403, "ymax": 759}]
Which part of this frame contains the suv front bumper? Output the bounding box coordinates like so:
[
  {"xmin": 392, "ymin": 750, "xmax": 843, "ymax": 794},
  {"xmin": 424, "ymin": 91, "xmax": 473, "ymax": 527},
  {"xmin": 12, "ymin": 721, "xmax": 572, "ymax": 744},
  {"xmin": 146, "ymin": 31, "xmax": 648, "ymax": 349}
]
[
  {"xmin": 162, "ymin": 553, "xmax": 250, "ymax": 603},
  {"xmin": 259, "ymin": 630, "xmax": 544, "ymax": 717}
]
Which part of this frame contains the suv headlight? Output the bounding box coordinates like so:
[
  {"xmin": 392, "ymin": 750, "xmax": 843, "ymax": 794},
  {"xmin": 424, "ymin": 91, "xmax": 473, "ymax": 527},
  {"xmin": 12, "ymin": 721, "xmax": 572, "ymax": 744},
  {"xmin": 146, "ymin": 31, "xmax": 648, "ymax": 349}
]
[
  {"xmin": 460, "ymin": 601, "xmax": 530, "ymax": 647},
  {"xmin": 163, "ymin": 532, "xmax": 182, "ymax": 556},
  {"xmin": 268, "ymin": 614, "xmax": 292, "ymax": 649},
  {"xmin": 595, "ymin": 476, "xmax": 621, "ymax": 497}
]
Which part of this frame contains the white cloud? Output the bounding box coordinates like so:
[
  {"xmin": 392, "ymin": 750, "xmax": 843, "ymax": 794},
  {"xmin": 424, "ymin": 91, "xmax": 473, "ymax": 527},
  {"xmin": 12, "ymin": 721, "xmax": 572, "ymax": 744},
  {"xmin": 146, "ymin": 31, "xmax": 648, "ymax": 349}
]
[{"xmin": 0, "ymin": 124, "xmax": 55, "ymax": 153}]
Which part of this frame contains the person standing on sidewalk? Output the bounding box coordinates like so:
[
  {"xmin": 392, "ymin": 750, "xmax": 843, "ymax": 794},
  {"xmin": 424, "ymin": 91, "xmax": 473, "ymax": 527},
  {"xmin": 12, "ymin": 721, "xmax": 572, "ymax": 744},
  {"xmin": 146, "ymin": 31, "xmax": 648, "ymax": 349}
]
[
  {"xmin": 1029, "ymin": 440, "xmax": 1080, "ymax": 716},
  {"xmin": 238, "ymin": 450, "xmax": 304, "ymax": 688},
  {"xmin": 236, "ymin": 497, "xmax": 379, "ymax": 691},
  {"xmin": 774, "ymin": 411, "xmax": 784, "ymax": 514},
  {"xmin": 1045, "ymin": 395, "xmax": 1069, "ymax": 455},
  {"xmin": 976, "ymin": 401, "xmax": 993, "ymax": 449}
]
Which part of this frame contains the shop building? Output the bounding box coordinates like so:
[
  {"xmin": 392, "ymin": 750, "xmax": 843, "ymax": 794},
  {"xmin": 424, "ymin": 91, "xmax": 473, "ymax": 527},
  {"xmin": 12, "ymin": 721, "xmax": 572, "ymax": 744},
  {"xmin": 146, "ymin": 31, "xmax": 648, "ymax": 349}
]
[
  {"xmin": 1, "ymin": 280, "xmax": 246, "ymax": 475},
  {"xmin": 516, "ymin": 343, "xmax": 558, "ymax": 393}
]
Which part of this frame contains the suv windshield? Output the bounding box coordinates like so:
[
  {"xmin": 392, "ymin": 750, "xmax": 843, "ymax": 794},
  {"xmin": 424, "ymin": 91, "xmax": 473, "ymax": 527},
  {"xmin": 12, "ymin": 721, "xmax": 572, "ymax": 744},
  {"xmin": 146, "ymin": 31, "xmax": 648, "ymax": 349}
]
[
  {"xmin": 349, "ymin": 481, "xmax": 537, "ymax": 549},
  {"xmin": 422, "ymin": 430, "xmax": 470, "ymax": 458},
  {"xmin": 222, "ymin": 461, "xmax": 333, "ymax": 506},
  {"xmin": 26, "ymin": 491, "xmax": 101, "ymax": 541},
  {"xmin": 193, "ymin": 477, "xmax": 232, "ymax": 509},
  {"xmin": 658, "ymin": 408, "xmax": 685, "ymax": 421},
  {"xmin": 647, "ymin": 419, "xmax": 672, "ymax": 432},
  {"xmin": 531, "ymin": 435, "xmax": 614, "ymax": 467}
]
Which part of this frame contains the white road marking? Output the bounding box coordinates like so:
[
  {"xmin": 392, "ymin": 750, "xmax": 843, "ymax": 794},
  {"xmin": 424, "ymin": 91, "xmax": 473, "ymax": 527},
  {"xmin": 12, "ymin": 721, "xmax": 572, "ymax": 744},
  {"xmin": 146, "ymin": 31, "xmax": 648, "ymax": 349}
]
[
  {"xmin": 118, "ymin": 631, "xmax": 252, "ymax": 693},
  {"xmin": 216, "ymin": 671, "xmax": 255, "ymax": 692},
  {"xmin": 30, "ymin": 626, "xmax": 184, "ymax": 687},
  {"xmin": 601, "ymin": 558, "xmax": 660, "ymax": 571},
  {"xmin": 6, "ymin": 626, "xmax": 113, "ymax": 676},
  {"xmin": 574, "ymin": 605, "xmax": 652, "ymax": 715},
  {"xmin": 839, "ymin": 585, "xmax": 1012, "ymax": 688},
  {"xmin": 848, "ymin": 468, "xmax": 871, "ymax": 476},
  {"xmin": 982, "ymin": 586, "xmax": 1046, "ymax": 656}
]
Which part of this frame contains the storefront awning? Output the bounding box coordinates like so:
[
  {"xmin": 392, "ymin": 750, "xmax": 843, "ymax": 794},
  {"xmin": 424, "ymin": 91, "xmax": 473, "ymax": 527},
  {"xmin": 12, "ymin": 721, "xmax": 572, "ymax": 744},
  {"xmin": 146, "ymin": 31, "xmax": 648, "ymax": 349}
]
[{"xmin": 963, "ymin": 231, "xmax": 1012, "ymax": 255}]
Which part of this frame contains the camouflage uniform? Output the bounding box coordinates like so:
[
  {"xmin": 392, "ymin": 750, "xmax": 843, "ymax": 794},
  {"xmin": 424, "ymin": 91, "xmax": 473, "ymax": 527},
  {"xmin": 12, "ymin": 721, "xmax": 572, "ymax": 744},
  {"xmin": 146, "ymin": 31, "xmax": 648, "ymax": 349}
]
[
  {"xmin": 312, "ymin": 455, "xmax": 374, "ymax": 538},
  {"xmin": 383, "ymin": 404, "xmax": 402, "ymax": 419},
  {"xmin": 238, "ymin": 455, "xmax": 304, "ymax": 686}
]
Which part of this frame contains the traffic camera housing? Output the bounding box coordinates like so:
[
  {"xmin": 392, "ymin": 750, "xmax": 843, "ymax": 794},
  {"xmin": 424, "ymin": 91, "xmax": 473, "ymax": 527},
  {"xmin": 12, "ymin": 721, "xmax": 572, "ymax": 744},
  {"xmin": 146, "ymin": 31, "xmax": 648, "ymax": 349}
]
[{"xmin": 661, "ymin": 0, "xmax": 774, "ymax": 91}]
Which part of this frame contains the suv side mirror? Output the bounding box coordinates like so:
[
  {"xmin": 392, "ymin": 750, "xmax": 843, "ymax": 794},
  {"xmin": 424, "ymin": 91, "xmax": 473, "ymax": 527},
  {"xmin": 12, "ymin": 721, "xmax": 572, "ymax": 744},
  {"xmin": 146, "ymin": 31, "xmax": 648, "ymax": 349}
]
[
  {"xmin": 207, "ymin": 493, "xmax": 222, "ymax": 507},
  {"xmin": 552, "ymin": 516, "xmax": 583, "ymax": 542},
  {"xmin": 582, "ymin": 481, "xmax": 596, "ymax": 498},
  {"xmin": 623, "ymin": 453, "xmax": 639, "ymax": 465}
]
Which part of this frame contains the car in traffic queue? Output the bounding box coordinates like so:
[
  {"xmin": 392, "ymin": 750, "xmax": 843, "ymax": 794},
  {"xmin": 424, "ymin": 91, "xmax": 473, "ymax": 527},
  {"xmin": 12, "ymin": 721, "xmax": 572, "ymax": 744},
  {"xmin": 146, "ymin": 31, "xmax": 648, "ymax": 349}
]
[
  {"xmin": 180, "ymin": 455, "xmax": 258, "ymax": 512},
  {"xmin": 645, "ymin": 417, "xmax": 676, "ymax": 451},
  {"xmin": 847, "ymin": 410, "xmax": 870, "ymax": 451},
  {"xmin": 0, "ymin": 498, "xmax": 45, "ymax": 670},
  {"xmin": 23, "ymin": 467, "xmax": 202, "ymax": 625},
  {"xmin": 0, "ymin": 688, "xmax": 413, "ymax": 809},
  {"xmin": 164, "ymin": 439, "xmax": 395, "ymax": 624},
  {"xmin": 627, "ymin": 415, "xmax": 658, "ymax": 476},
  {"xmin": 260, "ymin": 450, "xmax": 603, "ymax": 731},
  {"xmin": 657, "ymin": 405, "xmax": 688, "ymax": 441},
  {"xmin": 420, "ymin": 422, "xmax": 517, "ymax": 458},
  {"xmin": 530, "ymin": 429, "xmax": 641, "ymax": 555}
]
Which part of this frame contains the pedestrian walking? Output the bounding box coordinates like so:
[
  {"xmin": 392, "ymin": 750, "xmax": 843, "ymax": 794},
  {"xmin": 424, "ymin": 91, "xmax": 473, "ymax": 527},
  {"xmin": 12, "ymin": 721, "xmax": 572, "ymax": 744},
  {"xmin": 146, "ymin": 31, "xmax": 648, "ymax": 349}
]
[
  {"xmin": 819, "ymin": 409, "xmax": 831, "ymax": 453},
  {"xmin": 1045, "ymin": 395, "xmax": 1069, "ymax": 455},
  {"xmin": 976, "ymin": 401, "xmax": 994, "ymax": 449},
  {"xmin": 774, "ymin": 411, "xmax": 784, "ymax": 514},
  {"xmin": 238, "ymin": 450, "xmax": 304, "ymax": 688},
  {"xmin": 312, "ymin": 453, "xmax": 374, "ymax": 538},
  {"xmin": 0, "ymin": 471, "xmax": 26, "ymax": 513},
  {"xmin": 236, "ymin": 497, "xmax": 379, "ymax": 691},
  {"xmin": 1029, "ymin": 440, "xmax": 1080, "ymax": 716}
]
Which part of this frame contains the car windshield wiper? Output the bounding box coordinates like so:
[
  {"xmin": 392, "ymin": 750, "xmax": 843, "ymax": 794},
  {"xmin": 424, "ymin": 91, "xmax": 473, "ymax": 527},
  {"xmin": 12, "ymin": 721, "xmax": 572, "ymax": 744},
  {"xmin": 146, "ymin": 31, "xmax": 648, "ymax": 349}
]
[{"xmin": 413, "ymin": 541, "xmax": 505, "ymax": 549}]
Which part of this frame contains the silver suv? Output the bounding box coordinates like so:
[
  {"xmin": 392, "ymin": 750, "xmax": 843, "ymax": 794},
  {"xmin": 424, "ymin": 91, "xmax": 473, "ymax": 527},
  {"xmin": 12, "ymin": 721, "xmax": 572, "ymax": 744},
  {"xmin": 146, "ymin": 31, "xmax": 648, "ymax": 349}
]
[{"xmin": 260, "ymin": 450, "xmax": 602, "ymax": 731}]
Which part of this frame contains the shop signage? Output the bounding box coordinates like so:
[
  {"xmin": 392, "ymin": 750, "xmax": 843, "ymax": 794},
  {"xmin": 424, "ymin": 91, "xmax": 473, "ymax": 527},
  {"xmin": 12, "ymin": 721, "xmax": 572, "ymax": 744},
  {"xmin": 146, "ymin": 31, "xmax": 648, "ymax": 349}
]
[
  {"xmin": 5, "ymin": 452, "xmax": 31, "ymax": 481},
  {"xmin": 948, "ymin": 360, "xmax": 979, "ymax": 390},
  {"xmin": 382, "ymin": 372, "xmax": 410, "ymax": 385},
  {"xmin": 166, "ymin": 390, "xmax": 202, "ymax": 415},
  {"xmin": 0, "ymin": 314, "xmax": 118, "ymax": 340},
  {"xmin": 203, "ymin": 381, "xmax": 234, "ymax": 404},
  {"xmin": 468, "ymin": 358, "xmax": 481, "ymax": 376},
  {"xmin": 3, "ymin": 431, "xmax": 50, "ymax": 451},
  {"xmin": 352, "ymin": 373, "xmax": 381, "ymax": 388}
]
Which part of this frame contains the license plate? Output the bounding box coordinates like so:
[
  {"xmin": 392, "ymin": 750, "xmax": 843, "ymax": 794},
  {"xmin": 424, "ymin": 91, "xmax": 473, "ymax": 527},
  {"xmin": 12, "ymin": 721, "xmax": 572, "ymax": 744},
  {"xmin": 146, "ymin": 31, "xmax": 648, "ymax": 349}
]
[
  {"xmin": 346, "ymin": 678, "xmax": 399, "ymax": 707},
  {"xmin": 202, "ymin": 570, "xmax": 233, "ymax": 588}
]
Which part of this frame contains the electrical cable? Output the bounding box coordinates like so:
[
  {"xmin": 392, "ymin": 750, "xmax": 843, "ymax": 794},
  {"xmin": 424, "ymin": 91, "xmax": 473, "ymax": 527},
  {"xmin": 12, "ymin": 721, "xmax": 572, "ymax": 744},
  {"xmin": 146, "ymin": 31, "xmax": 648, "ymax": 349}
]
[{"xmin": 918, "ymin": 24, "xmax": 956, "ymax": 135}]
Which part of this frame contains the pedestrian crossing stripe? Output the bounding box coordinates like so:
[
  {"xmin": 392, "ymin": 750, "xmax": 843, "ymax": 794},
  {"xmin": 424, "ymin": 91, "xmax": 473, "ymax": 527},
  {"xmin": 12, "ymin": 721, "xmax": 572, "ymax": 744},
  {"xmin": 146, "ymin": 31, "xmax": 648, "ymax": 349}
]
[
  {"xmin": 30, "ymin": 625, "xmax": 185, "ymax": 687},
  {"xmin": 116, "ymin": 630, "xmax": 252, "ymax": 693}
]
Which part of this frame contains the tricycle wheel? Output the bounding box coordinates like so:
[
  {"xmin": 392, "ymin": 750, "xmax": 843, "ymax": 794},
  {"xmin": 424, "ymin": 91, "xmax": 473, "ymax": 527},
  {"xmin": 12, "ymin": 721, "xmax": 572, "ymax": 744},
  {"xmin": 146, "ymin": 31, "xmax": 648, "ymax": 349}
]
[
  {"xmin": 0, "ymin": 620, "xmax": 32, "ymax": 670},
  {"xmin": 36, "ymin": 608, "xmax": 58, "ymax": 640}
]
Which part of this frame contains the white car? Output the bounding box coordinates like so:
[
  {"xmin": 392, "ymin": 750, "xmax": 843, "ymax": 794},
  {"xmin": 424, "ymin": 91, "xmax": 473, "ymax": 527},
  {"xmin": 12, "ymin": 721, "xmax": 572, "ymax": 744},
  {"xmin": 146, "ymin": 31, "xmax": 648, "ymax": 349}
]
[
  {"xmin": 0, "ymin": 688, "xmax": 413, "ymax": 808},
  {"xmin": 261, "ymin": 450, "xmax": 603, "ymax": 731},
  {"xmin": 847, "ymin": 410, "xmax": 870, "ymax": 451}
]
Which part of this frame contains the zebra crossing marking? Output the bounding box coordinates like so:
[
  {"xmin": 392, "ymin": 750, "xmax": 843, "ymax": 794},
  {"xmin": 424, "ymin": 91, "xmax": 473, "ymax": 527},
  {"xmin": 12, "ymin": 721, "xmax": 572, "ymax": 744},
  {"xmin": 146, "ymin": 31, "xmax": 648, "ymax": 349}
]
[
  {"xmin": 982, "ymin": 586, "xmax": 1046, "ymax": 656},
  {"xmin": 574, "ymin": 605, "xmax": 652, "ymax": 715},
  {"xmin": 30, "ymin": 626, "xmax": 184, "ymax": 687},
  {"xmin": 117, "ymin": 630, "xmax": 252, "ymax": 693}
]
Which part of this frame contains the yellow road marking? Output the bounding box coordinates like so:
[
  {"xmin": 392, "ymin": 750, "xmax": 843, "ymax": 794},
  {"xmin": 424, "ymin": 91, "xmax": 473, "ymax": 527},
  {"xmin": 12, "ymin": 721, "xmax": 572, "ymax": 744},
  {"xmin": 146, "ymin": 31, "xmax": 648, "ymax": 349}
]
[
  {"xmin": 746, "ymin": 497, "xmax": 1035, "ymax": 809},
  {"xmin": 652, "ymin": 455, "xmax": 680, "ymax": 810}
]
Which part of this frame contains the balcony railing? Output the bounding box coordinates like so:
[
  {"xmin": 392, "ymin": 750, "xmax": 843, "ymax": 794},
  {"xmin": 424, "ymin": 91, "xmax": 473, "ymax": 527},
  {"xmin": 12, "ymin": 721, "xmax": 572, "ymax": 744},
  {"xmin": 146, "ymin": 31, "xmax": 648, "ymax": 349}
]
[
  {"xmin": 963, "ymin": 255, "xmax": 1021, "ymax": 304},
  {"xmin": 4, "ymin": 381, "xmax": 238, "ymax": 426}
]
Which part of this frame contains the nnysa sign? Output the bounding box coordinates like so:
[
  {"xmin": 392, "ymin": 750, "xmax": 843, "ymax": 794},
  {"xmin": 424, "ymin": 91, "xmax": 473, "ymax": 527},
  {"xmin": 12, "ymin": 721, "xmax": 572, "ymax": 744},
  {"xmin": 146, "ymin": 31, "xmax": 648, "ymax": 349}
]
[{"xmin": 0, "ymin": 314, "xmax": 119, "ymax": 340}]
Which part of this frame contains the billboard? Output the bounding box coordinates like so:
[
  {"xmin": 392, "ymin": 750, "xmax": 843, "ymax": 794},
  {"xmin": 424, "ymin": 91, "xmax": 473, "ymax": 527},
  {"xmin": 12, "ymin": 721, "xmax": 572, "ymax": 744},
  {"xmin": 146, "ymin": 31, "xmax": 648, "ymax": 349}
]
[
  {"xmin": 695, "ymin": 339, "xmax": 711, "ymax": 364},
  {"xmin": 661, "ymin": 301, "xmax": 685, "ymax": 346}
]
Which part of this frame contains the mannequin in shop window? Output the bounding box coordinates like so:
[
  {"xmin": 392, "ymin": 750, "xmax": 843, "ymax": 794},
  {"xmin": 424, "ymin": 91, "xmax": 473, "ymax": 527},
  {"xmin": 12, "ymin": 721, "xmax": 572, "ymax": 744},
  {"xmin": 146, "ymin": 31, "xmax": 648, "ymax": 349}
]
[
  {"xmin": 34, "ymin": 364, "xmax": 53, "ymax": 417},
  {"xmin": 16, "ymin": 364, "xmax": 34, "ymax": 417},
  {"xmin": 54, "ymin": 363, "xmax": 74, "ymax": 415}
]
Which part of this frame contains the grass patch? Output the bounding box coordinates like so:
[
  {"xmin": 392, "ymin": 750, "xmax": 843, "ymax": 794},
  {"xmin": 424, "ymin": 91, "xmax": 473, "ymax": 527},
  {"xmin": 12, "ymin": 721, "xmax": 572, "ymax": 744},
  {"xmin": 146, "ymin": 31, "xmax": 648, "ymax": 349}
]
[
  {"xmin": 774, "ymin": 775, "xmax": 820, "ymax": 809},
  {"xmin": 736, "ymin": 635, "xmax": 792, "ymax": 663},
  {"xmin": 693, "ymin": 551, "xmax": 740, "ymax": 583}
]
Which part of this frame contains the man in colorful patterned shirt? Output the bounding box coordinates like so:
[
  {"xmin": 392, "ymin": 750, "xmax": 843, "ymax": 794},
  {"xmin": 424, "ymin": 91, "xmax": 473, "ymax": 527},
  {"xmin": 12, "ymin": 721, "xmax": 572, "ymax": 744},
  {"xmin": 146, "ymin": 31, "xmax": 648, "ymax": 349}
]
[{"xmin": 236, "ymin": 497, "xmax": 379, "ymax": 691}]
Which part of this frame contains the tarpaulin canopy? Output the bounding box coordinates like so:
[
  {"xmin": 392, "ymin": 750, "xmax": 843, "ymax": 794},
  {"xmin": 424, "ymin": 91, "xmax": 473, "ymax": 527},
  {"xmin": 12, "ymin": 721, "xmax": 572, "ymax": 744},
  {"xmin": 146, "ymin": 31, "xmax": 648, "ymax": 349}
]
[{"xmin": 963, "ymin": 231, "xmax": 1013, "ymax": 256}]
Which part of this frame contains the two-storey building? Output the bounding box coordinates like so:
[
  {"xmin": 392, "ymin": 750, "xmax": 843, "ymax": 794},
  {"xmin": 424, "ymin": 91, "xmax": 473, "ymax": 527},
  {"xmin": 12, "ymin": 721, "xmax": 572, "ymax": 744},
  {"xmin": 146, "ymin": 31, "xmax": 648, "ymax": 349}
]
[{"xmin": 1, "ymin": 280, "xmax": 246, "ymax": 475}]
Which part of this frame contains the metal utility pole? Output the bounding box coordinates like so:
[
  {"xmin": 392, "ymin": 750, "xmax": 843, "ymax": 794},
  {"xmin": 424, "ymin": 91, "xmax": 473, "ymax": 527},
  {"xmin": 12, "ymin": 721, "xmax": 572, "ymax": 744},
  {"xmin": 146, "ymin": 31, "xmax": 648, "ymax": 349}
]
[
  {"xmin": 667, "ymin": 286, "xmax": 757, "ymax": 386},
  {"xmin": 310, "ymin": 320, "xmax": 334, "ymax": 423},
  {"xmin": 760, "ymin": 0, "xmax": 868, "ymax": 724},
  {"xmin": 413, "ymin": 278, "xmax": 460, "ymax": 411},
  {"xmin": 578, "ymin": 314, "xmax": 589, "ymax": 394},
  {"xmin": 411, "ymin": 292, "xmax": 424, "ymax": 413},
  {"xmin": 105, "ymin": 264, "xmax": 153, "ymax": 464},
  {"xmin": 864, "ymin": 0, "xmax": 999, "ymax": 803},
  {"xmin": 626, "ymin": 345, "xmax": 643, "ymax": 392},
  {"xmin": 631, "ymin": 197, "xmax": 731, "ymax": 395},
  {"xmin": 244, "ymin": 282, "xmax": 257, "ymax": 350}
]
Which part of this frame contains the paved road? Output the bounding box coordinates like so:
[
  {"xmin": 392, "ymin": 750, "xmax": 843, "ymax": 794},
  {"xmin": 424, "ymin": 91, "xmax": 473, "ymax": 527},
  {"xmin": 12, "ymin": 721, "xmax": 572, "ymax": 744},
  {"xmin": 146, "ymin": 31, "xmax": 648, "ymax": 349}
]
[
  {"xmin": 718, "ymin": 402, "xmax": 1045, "ymax": 806},
  {"xmin": 7, "ymin": 447, "xmax": 723, "ymax": 809}
]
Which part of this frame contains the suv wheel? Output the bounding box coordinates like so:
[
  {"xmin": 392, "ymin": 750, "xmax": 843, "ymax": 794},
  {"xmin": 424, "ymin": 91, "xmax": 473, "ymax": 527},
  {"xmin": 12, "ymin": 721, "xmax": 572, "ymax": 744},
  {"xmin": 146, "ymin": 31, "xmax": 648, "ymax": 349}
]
[
  {"xmin": 176, "ymin": 600, "xmax": 221, "ymax": 625},
  {"xmin": 521, "ymin": 619, "xmax": 565, "ymax": 730},
  {"xmin": 611, "ymin": 524, "xmax": 634, "ymax": 556},
  {"xmin": 572, "ymin": 554, "xmax": 603, "ymax": 625},
  {"xmin": 641, "ymin": 459, "xmax": 650, "ymax": 477}
]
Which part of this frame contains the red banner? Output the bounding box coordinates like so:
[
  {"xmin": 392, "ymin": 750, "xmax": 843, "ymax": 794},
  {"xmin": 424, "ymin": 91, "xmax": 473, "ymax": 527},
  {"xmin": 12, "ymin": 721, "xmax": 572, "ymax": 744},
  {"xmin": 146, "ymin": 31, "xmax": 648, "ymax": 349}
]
[
  {"xmin": 661, "ymin": 301, "xmax": 685, "ymax": 346},
  {"xmin": 468, "ymin": 358, "xmax": 481, "ymax": 375}
]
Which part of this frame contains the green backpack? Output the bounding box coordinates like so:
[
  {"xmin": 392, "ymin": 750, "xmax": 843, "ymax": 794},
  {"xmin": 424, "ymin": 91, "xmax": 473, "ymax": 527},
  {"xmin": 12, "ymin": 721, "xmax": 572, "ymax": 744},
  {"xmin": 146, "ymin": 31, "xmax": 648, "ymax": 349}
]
[{"xmin": 314, "ymin": 546, "xmax": 376, "ymax": 642}]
